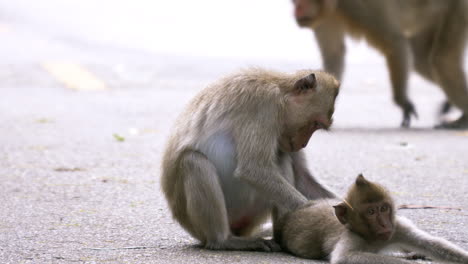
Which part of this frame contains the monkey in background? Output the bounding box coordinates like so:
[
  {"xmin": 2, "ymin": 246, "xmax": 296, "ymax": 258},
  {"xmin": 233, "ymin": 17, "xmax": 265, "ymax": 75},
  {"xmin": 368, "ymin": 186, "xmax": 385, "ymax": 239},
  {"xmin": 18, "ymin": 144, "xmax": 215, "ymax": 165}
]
[
  {"xmin": 276, "ymin": 174, "xmax": 468, "ymax": 263},
  {"xmin": 161, "ymin": 68, "xmax": 340, "ymax": 251},
  {"xmin": 292, "ymin": 0, "xmax": 468, "ymax": 129}
]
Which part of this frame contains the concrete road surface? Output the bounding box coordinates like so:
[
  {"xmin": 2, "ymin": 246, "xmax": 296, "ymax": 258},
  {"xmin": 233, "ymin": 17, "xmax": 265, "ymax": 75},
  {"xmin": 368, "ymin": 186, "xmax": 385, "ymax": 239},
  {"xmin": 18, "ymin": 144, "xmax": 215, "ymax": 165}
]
[{"xmin": 1, "ymin": 1, "xmax": 468, "ymax": 263}]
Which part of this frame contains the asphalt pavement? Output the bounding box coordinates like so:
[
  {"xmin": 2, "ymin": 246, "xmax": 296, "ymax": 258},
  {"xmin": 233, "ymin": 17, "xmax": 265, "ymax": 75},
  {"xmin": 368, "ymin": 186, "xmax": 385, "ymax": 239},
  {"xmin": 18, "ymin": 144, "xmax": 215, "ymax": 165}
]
[{"xmin": 1, "ymin": 4, "xmax": 468, "ymax": 264}]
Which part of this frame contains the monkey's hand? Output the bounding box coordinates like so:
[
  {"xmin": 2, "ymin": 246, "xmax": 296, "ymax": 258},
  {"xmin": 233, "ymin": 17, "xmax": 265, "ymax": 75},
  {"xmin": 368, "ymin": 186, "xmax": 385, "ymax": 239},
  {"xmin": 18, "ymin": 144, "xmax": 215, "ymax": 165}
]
[
  {"xmin": 263, "ymin": 239, "xmax": 282, "ymax": 252},
  {"xmin": 401, "ymin": 102, "xmax": 418, "ymax": 128},
  {"xmin": 402, "ymin": 252, "xmax": 429, "ymax": 261}
]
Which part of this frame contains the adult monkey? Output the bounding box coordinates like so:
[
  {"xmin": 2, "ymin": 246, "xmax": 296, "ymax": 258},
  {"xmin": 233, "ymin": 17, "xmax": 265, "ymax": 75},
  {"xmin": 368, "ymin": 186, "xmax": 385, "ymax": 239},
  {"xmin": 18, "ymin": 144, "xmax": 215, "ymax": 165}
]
[
  {"xmin": 292, "ymin": 0, "xmax": 468, "ymax": 129},
  {"xmin": 161, "ymin": 68, "xmax": 339, "ymax": 251}
]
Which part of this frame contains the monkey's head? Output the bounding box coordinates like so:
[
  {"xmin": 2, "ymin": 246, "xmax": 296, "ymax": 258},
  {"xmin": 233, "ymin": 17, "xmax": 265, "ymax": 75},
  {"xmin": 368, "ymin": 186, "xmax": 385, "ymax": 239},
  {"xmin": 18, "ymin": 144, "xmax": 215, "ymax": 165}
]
[
  {"xmin": 292, "ymin": 0, "xmax": 337, "ymax": 28},
  {"xmin": 280, "ymin": 70, "xmax": 339, "ymax": 152},
  {"xmin": 334, "ymin": 174, "xmax": 396, "ymax": 242}
]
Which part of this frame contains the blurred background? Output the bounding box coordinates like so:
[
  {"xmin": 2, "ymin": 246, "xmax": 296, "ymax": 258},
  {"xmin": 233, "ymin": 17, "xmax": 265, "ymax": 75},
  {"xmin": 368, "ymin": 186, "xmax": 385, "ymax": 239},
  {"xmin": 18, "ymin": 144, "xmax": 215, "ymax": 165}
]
[
  {"xmin": 0, "ymin": 0, "xmax": 384, "ymax": 64},
  {"xmin": 2, "ymin": 0, "xmax": 450, "ymax": 127},
  {"xmin": 2, "ymin": 1, "xmax": 468, "ymax": 263},
  {"xmin": 1, "ymin": 0, "xmax": 453, "ymax": 128}
]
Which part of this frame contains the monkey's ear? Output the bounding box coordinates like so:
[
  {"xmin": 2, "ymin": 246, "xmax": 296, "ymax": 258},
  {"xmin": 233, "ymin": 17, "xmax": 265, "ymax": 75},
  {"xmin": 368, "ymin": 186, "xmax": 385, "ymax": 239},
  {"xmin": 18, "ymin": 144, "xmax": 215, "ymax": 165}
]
[
  {"xmin": 355, "ymin": 173, "xmax": 369, "ymax": 186},
  {"xmin": 293, "ymin": 73, "xmax": 317, "ymax": 93},
  {"xmin": 333, "ymin": 203, "xmax": 348, "ymax": 225}
]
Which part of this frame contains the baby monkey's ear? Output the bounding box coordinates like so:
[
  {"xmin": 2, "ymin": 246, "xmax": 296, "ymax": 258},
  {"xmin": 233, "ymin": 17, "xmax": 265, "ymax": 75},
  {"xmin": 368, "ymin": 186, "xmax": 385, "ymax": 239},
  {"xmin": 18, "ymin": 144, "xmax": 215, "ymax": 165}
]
[
  {"xmin": 333, "ymin": 202, "xmax": 348, "ymax": 225},
  {"xmin": 355, "ymin": 173, "xmax": 370, "ymax": 186}
]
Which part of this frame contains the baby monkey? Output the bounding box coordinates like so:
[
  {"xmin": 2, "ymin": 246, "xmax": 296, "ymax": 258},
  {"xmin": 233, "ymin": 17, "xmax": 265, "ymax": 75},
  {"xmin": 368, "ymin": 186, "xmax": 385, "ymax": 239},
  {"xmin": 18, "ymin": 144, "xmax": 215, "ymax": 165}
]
[{"xmin": 276, "ymin": 174, "xmax": 468, "ymax": 263}]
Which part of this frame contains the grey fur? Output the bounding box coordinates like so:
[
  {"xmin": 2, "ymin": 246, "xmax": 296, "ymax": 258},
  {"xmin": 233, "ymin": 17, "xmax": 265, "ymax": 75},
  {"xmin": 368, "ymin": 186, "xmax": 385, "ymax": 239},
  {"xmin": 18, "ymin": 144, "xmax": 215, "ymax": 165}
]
[{"xmin": 161, "ymin": 68, "xmax": 339, "ymax": 251}]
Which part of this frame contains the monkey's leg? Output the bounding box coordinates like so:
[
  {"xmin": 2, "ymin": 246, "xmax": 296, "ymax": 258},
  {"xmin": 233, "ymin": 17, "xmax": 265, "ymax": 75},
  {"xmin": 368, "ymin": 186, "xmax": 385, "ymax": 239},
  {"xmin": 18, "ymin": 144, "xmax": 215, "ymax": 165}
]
[
  {"xmin": 383, "ymin": 36, "xmax": 417, "ymax": 127},
  {"xmin": 409, "ymin": 30, "xmax": 435, "ymax": 82},
  {"xmin": 410, "ymin": 30, "xmax": 452, "ymax": 117},
  {"xmin": 231, "ymin": 213, "xmax": 270, "ymax": 238},
  {"xmin": 396, "ymin": 217, "xmax": 468, "ymax": 263},
  {"xmin": 314, "ymin": 19, "xmax": 346, "ymax": 80},
  {"xmin": 430, "ymin": 7, "xmax": 468, "ymax": 129},
  {"xmin": 181, "ymin": 151, "xmax": 280, "ymax": 252}
]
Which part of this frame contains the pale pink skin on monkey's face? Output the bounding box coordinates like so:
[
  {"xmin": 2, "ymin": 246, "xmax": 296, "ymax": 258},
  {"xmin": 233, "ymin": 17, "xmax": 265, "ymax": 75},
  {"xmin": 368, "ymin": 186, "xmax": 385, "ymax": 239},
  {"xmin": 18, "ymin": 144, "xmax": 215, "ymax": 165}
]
[
  {"xmin": 279, "ymin": 71, "xmax": 337, "ymax": 153},
  {"xmin": 279, "ymin": 116, "xmax": 331, "ymax": 152},
  {"xmin": 361, "ymin": 201, "xmax": 395, "ymax": 241},
  {"xmin": 293, "ymin": 0, "xmax": 327, "ymax": 28}
]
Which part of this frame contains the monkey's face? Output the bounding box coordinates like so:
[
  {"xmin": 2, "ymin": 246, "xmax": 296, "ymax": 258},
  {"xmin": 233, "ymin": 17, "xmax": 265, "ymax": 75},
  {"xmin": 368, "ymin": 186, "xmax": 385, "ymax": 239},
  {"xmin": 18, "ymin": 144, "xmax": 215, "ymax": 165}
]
[
  {"xmin": 279, "ymin": 115, "xmax": 329, "ymax": 152},
  {"xmin": 336, "ymin": 175, "xmax": 396, "ymax": 242},
  {"xmin": 280, "ymin": 72, "xmax": 339, "ymax": 152},
  {"xmin": 292, "ymin": 0, "xmax": 337, "ymax": 28},
  {"xmin": 341, "ymin": 200, "xmax": 395, "ymax": 242},
  {"xmin": 358, "ymin": 201, "xmax": 395, "ymax": 241}
]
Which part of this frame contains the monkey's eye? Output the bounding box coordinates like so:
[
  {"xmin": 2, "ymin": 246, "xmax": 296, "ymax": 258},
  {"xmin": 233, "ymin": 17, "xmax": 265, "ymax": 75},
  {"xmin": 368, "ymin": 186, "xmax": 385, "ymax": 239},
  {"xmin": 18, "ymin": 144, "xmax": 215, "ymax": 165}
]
[
  {"xmin": 380, "ymin": 205, "xmax": 389, "ymax": 212},
  {"xmin": 367, "ymin": 208, "xmax": 375, "ymax": 216},
  {"xmin": 299, "ymin": 84, "xmax": 308, "ymax": 90}
]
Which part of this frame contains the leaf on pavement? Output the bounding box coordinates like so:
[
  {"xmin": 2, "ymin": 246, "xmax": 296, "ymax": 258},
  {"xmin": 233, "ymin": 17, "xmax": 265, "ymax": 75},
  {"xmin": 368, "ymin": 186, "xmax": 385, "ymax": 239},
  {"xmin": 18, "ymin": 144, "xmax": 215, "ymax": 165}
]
[{"xmin": 113, "ymin": 133, "xmax": 125, "ymax": 142}]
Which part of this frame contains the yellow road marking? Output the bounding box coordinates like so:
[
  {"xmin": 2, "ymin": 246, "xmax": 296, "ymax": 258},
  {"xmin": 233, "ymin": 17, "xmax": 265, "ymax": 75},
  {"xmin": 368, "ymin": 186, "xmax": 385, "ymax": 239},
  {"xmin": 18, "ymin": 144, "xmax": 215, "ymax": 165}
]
[{"xmin": 42, "ymin": 62, "xmax": 107, "ymax": 91}]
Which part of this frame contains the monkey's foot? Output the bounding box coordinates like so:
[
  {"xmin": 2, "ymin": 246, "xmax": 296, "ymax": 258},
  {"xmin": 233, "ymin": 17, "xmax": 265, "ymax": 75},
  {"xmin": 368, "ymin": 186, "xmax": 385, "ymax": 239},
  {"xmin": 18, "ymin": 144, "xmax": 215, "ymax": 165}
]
[
  {"xmin": 204, "ymin": 237, "xmax": 281, "ymax": 252},
  {"xmin": 435, "ymin": 114, "xmax": 468, "ymax": 129},
  {"xmin": 400, "ymin": 102, "xmax": 418, "ymax": 128},
  {"xmin": 439, "ymin": 101, "xmax": 452, "ymax": 115}
]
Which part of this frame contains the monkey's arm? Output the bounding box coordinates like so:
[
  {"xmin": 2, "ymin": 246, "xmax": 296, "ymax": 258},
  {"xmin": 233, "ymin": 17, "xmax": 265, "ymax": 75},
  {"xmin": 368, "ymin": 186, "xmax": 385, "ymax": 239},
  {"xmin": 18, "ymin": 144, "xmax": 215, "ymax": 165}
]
[
  {"xmin": 330, "ymin": 233, "xmax": 412, "ymax": 264},
  {"xmin": 291, "ymin": 152, "xmax": 336, "ymax": 199},
  {"xmin": 235, "ymin": 162, "xmax": 308, "ymax": 211},
  {"xmin": 394, "ymin": 216, "xmax": 468, "ymax": 263},
  {"xmin": 234, "ymin": 117, "xmax": 308, "ymax": 211},
  {"xmin": 382, "ymin": 36, "xmax": 418, "ymax": 128},
  {"xmin": 314, "ymin": 20, "xmax": 346, "ymax": 80}
]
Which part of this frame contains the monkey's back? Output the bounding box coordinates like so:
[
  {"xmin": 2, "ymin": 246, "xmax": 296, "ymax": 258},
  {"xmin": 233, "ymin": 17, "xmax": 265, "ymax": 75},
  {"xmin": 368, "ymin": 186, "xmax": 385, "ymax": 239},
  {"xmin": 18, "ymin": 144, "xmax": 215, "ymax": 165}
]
[
  {"xmin": 160, "ymin": 68, "xmax": 287, "ymax": 221},
  {"xmin": 281, "ymin": 199, "xmax": 344, "ymax": 259}
]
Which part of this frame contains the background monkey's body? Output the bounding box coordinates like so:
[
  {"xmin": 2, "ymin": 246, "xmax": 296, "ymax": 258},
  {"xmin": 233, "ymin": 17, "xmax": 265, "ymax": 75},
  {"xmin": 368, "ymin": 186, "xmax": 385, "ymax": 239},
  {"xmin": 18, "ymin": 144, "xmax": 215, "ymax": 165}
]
[{"xmin": 294, "ymin": 0, "xmax": 468, "ymax": 128}]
